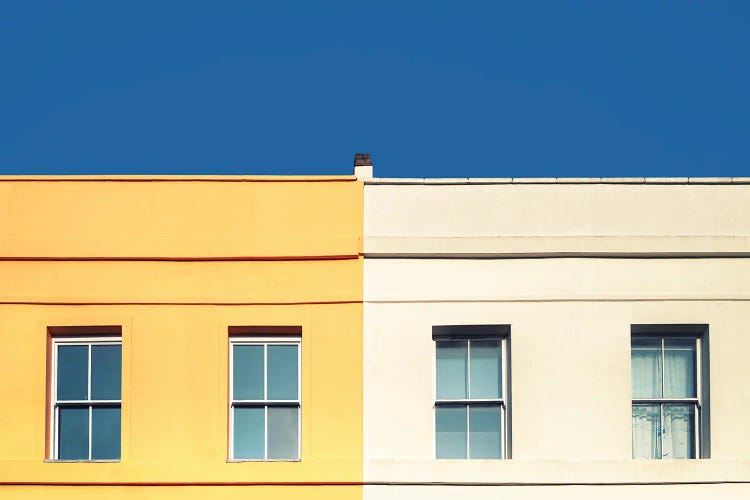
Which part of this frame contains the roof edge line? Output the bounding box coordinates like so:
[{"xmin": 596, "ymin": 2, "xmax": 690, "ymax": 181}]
[
  {"xmin": 0, "ymin": 175, "xmax": 357, "ymax": 182},
  {"xmin": 365, "ymin": 177, "xmax": 750, "ymax": 185}
]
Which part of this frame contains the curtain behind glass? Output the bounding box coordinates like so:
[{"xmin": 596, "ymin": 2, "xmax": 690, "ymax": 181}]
[
  {"xmin": 663, "ymin": 405, "xmax": 695, "ymax": 459},
  {"xmin": 632, "ymin": 339, "xmax": 661, "ymax": 398},
  {"xmin": 664, "ymin": 340, "xmax": 696, "ymax": 398},
  {"xmin": 632, "ymin": 405, "xmax": 660, "ymax": 459}
]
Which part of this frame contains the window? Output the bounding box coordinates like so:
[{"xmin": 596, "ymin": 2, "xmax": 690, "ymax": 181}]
[
  {"xmin": 230, "ymin": 336, "xmax": 301, "ymax": 460},
  {"xmin": 433, "ymin": 325, "xmax": 509, "ymax": 459},
  {"xmin": 631, "ymin": 325, "xmax": 709, "ymax": 459},
  {"xmin": 50, "ymin": 336, "xmax": 122, "ymax": 461}
]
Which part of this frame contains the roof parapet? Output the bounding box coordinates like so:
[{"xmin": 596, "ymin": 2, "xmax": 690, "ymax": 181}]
[{"xmin": 364, "ymin": 176, "xmax": 750, "ymax": 185}]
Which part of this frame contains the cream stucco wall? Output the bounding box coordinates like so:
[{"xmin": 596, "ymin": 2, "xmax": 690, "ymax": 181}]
[
  {"xmin": 363, "ymin": 180, "xmax": 750, "ymax": 498},
  {"xmin": 363, "ymin": 484, "xmax": 747, "ymax": 500},
  {"xmin": 365, "ymin": 181, "xmax": 750, "ymax": 256}
]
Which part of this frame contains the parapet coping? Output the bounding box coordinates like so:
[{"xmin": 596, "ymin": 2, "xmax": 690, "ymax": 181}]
[
  {"xmin": 1, "ymin": 175, "xmax": 747, "ymax": 185},
  {"xmin": 0, "ymin": 175, "xmax": 356, "ymax": 182},
  {"xmin": 365, "ymin": 177, "xmax": 750, "ymax": 185}
]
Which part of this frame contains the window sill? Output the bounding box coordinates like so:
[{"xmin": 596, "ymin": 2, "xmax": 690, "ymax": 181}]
[
  {"xmin": 44, "ymin": 459, "xmax": 120, "ymax": 463},
  {"xmin": 226, "ymin": 459, "xmax": 301, "ymax": 463}
]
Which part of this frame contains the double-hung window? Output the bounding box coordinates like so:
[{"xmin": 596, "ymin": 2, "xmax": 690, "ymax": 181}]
[
  {"xmin": 230, "ymin": 336, "xmax": 301, "ymax": 460},
  {"xmin": 631, "ymin": 327, "xmax": 708, "ymax": 459},
  {"xmin": 434, "ymin": 325, "xmax": 509, "ymax": 459},
  {"xmin": 51, "ymin": 336, "xmax": 122, "ymax": 461}
]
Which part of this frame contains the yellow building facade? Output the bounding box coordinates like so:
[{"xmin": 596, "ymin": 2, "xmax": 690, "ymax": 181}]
[{"xmin": 0, "ymin": 175, "xmax": 364, "ymax": 499}]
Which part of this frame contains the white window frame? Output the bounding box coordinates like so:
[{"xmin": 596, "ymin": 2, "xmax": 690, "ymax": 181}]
[
  {"xmin": 229, "ymin": 336, "xmax": 301, "ymax": 461},
  {"xmin": 434, "ymin": 336, "xmax": 508, "ymax": 459},
  {"xmin": 50, "ymin": 336, "xmax": 122, "ymax": 461},
  {"xmin": 631, "ymin": 334, "xmax": 702, "ymax": 459}
]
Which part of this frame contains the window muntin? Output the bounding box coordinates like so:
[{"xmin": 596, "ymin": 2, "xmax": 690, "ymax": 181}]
[
  {"xmin": 230, "ymin": 337, "xmax": 301, "ymax": 460},
  {"xmin": 631, "ymin": 336, "xmax": 700, "ymax": 459},
  {"xmin": 51, "ymin": 337, "xmax": 122, "ymax": 461},
  {"xmin": 435, "ymin": 337, "xmax": 506, "ymax": 459}
]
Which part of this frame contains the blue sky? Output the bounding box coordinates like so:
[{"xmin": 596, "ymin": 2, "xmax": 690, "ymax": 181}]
[{"xmin": 0, "ymin": 2, "xmax": 748, "ymax": 177}]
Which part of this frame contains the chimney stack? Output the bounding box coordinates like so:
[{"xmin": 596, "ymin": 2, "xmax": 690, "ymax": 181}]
[{"xmin": 354, "ymin": 153, "xmax": 373, "ymax": 179}]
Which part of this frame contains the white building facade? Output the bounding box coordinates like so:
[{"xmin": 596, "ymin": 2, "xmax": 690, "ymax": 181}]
[{"xmin": 363, "ymin": 177, "xmax": 750, "ymax": 499}]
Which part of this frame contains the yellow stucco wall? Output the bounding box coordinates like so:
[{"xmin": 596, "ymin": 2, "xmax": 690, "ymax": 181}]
[
  {"xmin": 0, "ymin": 176, "xmax": 362, "ymax": 259},
  {"xmin": 1, "ymin": 485, "xmax": 360, "ymax": 500},
  {"xmin": 0, "ymin": 177, "xmax": 364, "ymax": 499}
]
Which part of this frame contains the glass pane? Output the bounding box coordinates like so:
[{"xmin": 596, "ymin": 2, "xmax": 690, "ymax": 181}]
[
  {"xmin": 663, "ymin": 404, "xmax": 696, "ymax": 459},
  {"xmin": 92, "ymin": 407, "xmax": 121, "ymax": 460},
  {"xmin": 58, "ymin": 407, "xmax": 89, "ymax": 459},
  {"xmin": 469, "ymin": 404, "xmax": 502, "ymax": 459},
  {"xmin": 267, "ymin": 406, "xmax": 299, "ymax": 460},
  {"xmin": 631, "ymin": 339, "xmax": 662, "ymax": 399},
  {"xmin": 664, "ymin": 340, "xmax": 696, "ymax": 398},
  {"xmin": 436, "ymin": 341, "xmax": 467, "ymax": 400},
  {"xmin": 233, "ymin": 407, "xmax": 265, "ymax": 459},
  {"xmin": 91, "ymin": 345, "xmax": 121, "ymax": 400},
  {"xmin": 632, "ymin": 404, "xmax": 661, "ymax": 459},
  {"xmin": 233, "ymin": 345, "xmax": 264, "ymax": 400},
  {"xmin": 435, "ymin": 405, "xmax": 467, "ymax": 459},
  {"xmin": 267, "ymin": 345, "xmax": 299, "ymax": 400},
  {"xmin": 57, "ymin": 345, "xmax": 88, "ymax": 401},
  {"xmin": 470, "ymin": 340, "xmax": 501, "ymax": 399}
]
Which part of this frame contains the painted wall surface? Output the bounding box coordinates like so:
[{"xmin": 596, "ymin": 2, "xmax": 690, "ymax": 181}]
[
  {"xmin": 0, "ymin": 177, "xmax": 363, "ymax": 499},
  {"xmin": 365, "ymin": 182, "xmax": 750, "ymax": 256},
  {"xmin": 0, "ymin": 176, "xmax": 361, "ymax": 259},
  {"xmin": 2, "ymin": 486, "xmax": 358, "ymax": 500},
  {"xmin": 365, "ymin": 182, "xmax": 750, "ymax": 239},
  {"xmin": 363, "ymin": 181, "xmax": 750, "ymax": 498},
  {"xmin": 364, "ymin": 484, "xmax": 748, "ymax": 500}
]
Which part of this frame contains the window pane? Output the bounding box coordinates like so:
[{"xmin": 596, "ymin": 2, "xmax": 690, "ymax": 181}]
[
  {"xmin": 632, "ymin": 404, "xmax": 661, "ymax": 459},
  {"xmin": 92, "ymin": 407, "xmax": 121, "ymax": 460},
  {"xmin": 664, "ymin": 340, "xmax": 696, "ymax": 398},
  {"xmin": 233, "ymin": 407, "xmax": 265, "ymax": 459},
  {"xmin": 58, "ymin": 407, "xmax": 89, "ymax": 460},
  {"xmin": 469, "ymin": 404, "xmax": 502, "ymax": 459},
  {"xmin": 435, "ymin": 405, "xmax": 467, "ymax": 459},
  {"xmin": 436, "ymin": 341, "xmax": 467, "ymax": 400},
  {"xmin": 57, "ymin": 345, "xmax": 88, "ymax": 401},
  {"xmin": 469, "ymin": 340, "xmax": 501, "ymax": 399},
  {"xmin": 233, "ymin": 345, "xmax": 264, "ymax": 400},
  {"xmin": 663, "ymin": 404, "xmax": 695, "ymax": 459},
  {"xmin": 91, "ymin": 345, "xmax": 121, "ymax": 400},
  {"xmin": 267, "ymin": 406, "xmax": 299, "ymax": 460},
  {"xmin": 267, "ymin": 345, "xmax": 298, "ymax": 401},
  {"xmin": 631, "ymin": 339, "xmax": 662, "ymax": 399}
]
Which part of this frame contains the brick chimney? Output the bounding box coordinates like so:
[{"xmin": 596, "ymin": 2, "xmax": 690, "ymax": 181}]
[{"xmin": 354, "ymin": 153, "xmax": 373, "ymax": 179}]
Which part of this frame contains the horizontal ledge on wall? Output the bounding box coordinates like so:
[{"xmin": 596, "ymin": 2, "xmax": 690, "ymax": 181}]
[
  {"xmin": 0, "ymin": 255, "xmax": 360, "ymax": 262},
  {"xmin": 3, "ymin": 480, "xmax": 750, "ymax": 487},
  {"xmin": 364, "ymin": 297, "xmax": 750, "ymax": 303},
  {"xmin": 0, "ymin": 481, "xmax": 362, "ymax": 487},
  {"xmin": 364, "ymin": 236, "xmax": 750, "ymax": 258},
  {"xmin": 0, "ymin": 300, "xmax": 362, "ymax": 306},
  {"xmin": 0, "ymin": 237, "xmax": 362, "ymax": 260},
  {"xmin": 365, "ymin": 252, "xmax": 750, "ymax": 259},
  {"xmin": 363, "ymin": 480, "xmax": 750, "ymax": 487}
]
